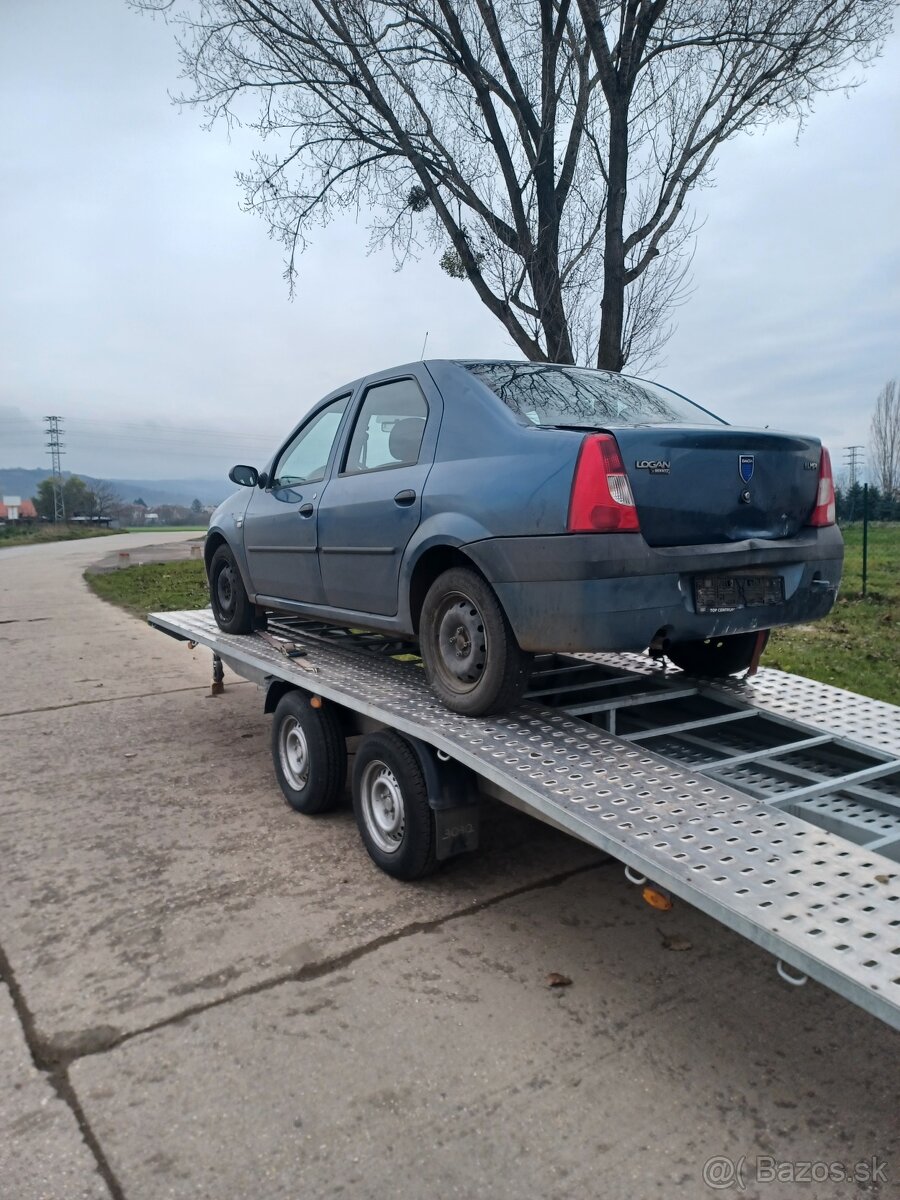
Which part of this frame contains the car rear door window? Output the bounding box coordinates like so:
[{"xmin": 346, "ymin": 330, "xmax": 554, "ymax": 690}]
[
  {"xmin": 342, "ymin": 379, "xmax": 428, "ymax": 474},
  {"xmin": 273, "ymin": 396, "xmax": 350, "ymax": 489}
]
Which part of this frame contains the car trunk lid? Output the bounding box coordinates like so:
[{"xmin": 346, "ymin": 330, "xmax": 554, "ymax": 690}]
[{"xmin": 610, "ymin": 426, "xmax": 822, "ymax": 547}]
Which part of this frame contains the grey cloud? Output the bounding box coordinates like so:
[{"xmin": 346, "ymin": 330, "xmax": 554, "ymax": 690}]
[{"xmin": 1, "ymin": 2, "xmax": 897, "ymax": 484}]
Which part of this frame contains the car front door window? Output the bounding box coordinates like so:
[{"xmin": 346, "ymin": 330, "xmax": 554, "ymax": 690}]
[
  {"xmin": 273, "ymin": 397, "xmax": 349, "ymax": 490},
  {"xmin": 241, "ymin": 394, "xmax": 350, "ymax": 606}
]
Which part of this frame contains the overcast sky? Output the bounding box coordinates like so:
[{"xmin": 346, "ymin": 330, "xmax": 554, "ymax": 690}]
[{"xmin": 1, "ymin": 0, "xmax": 898, "ymax": 486}]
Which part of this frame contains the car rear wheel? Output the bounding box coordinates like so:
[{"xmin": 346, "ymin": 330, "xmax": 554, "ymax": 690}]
[
  {"xmin": 419, "ymin": 566, "xmax": 531, "ymax": 715},
  {"xmin": 666, "ymin": 630, "xmax": 769, "ymax": 677},
  {"xmin": 209, "ymin": 543, "xmax": 254, "ymax": 634}
]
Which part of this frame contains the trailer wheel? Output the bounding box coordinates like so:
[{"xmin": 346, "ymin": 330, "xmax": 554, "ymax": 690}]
[
  {"xmin": 209, "ymin": 544, "xmax": 254, "ymax": 635},
  {"xmin": 271, "ymin": 691, "xmax": 347, "ymax": 814},
  {"xmin": 667, "ymin": 630, "xmax": 770, "ymax": 677},
  {"xmin": 352, "ymin": 732, "xmax": 438, "ymax": 880}
]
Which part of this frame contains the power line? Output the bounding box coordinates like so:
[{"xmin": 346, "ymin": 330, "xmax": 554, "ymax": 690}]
[
  {"xmin": 1, "ymin": 424, "xmax": 278, "ymax": 463},
  {"xmin": 0, "ymin": 420, "xmax": 276, "ymax": 447},
  {"xmin": 1, "ymin": 413, "xmax": 280, "ymax": 436},
  {"xmin": 43, "ymin": 416, "xmax": 66, "ymax": 521},
  {"xmin": 5, "ymin": 435, "xmax": 273, "ymax": 455},
  {"xmin": 58, "ymin": 415, "xmax": 278, "ymax": 443}
]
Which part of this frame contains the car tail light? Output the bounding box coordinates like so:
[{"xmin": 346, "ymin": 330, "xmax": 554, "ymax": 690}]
[
  {"xmin": 807, "ymin": 447, "xmax": 836, "ymax": 527},
  {"xmin": 568, "ymin": 434, "xmax": 640, "ymax": 533}
]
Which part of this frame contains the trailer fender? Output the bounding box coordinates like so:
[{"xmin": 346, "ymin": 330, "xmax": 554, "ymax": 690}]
[{"xmin": 404, "ymin": 735, "xmax": 480, "ymax": 860}]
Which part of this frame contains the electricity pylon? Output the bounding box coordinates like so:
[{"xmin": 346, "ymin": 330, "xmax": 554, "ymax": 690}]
[
  {"xmin": 844, "ymin": 445, "xmax": 864, "ymax": 490},
  {"xmin": 44, "ymin": 416, "xmax": 66, "ymax": 522}
]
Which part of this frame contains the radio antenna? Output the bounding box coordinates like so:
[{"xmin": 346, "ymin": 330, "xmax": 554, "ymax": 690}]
[{"xmin": 419, "ymin": 331, "xmax": 429, "ymax": 359}]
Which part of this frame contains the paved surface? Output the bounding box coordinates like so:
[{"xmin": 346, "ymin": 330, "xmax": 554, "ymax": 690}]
[{"xmin": 1, "ymin": 532, "xmax": 898, "ymax": 1199}]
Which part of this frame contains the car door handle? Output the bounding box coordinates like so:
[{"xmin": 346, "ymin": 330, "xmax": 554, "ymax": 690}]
[
  {"xmin": 297, "ymin": 503, "xmax": 314, "ymax": 517},
  {"xmin": 394, "ymin": 489, "xmax": 416, "ymax": 507}
]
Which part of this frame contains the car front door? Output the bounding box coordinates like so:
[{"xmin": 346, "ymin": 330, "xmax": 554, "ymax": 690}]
[
  {"xmin": 316, "ymin": 373, "xmax": 439, "ymax": 616},
  {"xmin": 242, "ymin": 394, "xmax": 351, "ymax": 605}
]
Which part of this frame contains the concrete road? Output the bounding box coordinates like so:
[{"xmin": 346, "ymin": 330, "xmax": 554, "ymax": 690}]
[{"xmin": 1, "ymin": 533, "xmax": 898, "ymax": 1200}]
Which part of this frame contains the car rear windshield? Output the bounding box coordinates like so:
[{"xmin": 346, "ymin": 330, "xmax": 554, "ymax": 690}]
[{"xmin": 462, "ymin": 362, "xmax": 725, "ymax": 428}]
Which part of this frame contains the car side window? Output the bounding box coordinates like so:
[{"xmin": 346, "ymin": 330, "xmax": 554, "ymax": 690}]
[
  {"xmin": 272, "ymin": 396, "xmax": 350, "ymax": 489},
  {"xmin": 343, "ymin": 379, "xmax": 428, "ymax": 475}
]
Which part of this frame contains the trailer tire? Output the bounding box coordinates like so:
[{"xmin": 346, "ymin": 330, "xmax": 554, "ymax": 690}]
[
  {"xmin": 667, "ymin": 630, "xmax": 770, "ymax": 677},
  {"xmin": 271, "ymin": 691, "xmax": 347, "ymax": 815},
  {"xmin": 352, "ymin": 732, "xmax": 438, "ymax": 880},
  {"xmin": 209, "ymin": 544, "xmax": 254, "ymax": 635}
]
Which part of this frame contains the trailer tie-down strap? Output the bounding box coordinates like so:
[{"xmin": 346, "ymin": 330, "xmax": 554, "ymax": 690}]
[{"xmin": 256, "ymin": 630, "xmax": 320, "ymax": 673}]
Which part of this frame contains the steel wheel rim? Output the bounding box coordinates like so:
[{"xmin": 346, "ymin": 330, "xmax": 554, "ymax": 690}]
[
  {"xmin": 359, "ymin": 759, "xmax": 405, "ymax": 854},
  {"xmin": 279, "ymin": 717, "xmax": 309, "ymax": 791},
  {"xmin": 433, "ymin": 590, "xmax": 488, "ymax": 694},
  {"xmin": 216, "ymin": 562, "xmax": 236, "ymax": 616}
]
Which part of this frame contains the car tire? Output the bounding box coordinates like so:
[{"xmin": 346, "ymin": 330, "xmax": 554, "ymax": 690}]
[
  {"xmin": 666, "ymin": 630, "xmax": 770, "ymax": 677},
  {"xmin": 352, "ymin": 731, "xmax": 438, "ymax": 880},
  {"xmin": 419, "ymin": 566, "xmax": 531, "ymax": 716},
  {"xmin": 208, "ymin": 544, "xmax": 254, "ymax": 634},
  {"xmin": 271, "ymin": 691, "xmax": 347, "ymax": 814}
]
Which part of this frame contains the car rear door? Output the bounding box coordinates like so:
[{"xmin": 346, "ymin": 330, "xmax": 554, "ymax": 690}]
[
  {"xmin": 242, "ymin": 394, "xmax": 352, "ymax": 605},
  {"xmin": 316, "ymin": 370, "xmax": 441, "ymax": 616}
]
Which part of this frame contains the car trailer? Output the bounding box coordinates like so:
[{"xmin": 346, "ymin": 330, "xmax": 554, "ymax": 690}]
[{"xmin": 149, "ymin": 608, "xmax": 900, "ymax": 1032}]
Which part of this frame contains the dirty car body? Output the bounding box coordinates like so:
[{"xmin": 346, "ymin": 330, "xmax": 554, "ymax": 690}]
[{"xmin": 207, "ymin": 360, "xmax": 842, "ymax": 709}]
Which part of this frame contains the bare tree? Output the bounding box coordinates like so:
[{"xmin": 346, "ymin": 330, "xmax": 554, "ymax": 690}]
[
  {"xmin": 870, "ymin": 378, "xmax": 900, "ymax": 498},
  {"xmin": 139, "ymin": 0, "xmax": 892, "ymax": 370},
  {"xmin": 87, "ymin": 480, "xmax": 121, "ymax": 520}
]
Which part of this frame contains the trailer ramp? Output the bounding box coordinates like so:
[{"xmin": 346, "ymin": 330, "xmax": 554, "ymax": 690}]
[{"xmin": 149, "ymin": 609, "xmax": 900, "ymax": 1031}]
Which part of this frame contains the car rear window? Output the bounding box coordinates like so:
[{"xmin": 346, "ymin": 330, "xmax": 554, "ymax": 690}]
[{"xmin": 462, "ymin": 362, "xmax": 725, "ymax": 428}]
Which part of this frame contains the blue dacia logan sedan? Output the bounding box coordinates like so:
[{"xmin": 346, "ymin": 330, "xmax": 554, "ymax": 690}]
[{"xmin": 206, "ymin": 360, "xmax": 842, "ymax": 715}]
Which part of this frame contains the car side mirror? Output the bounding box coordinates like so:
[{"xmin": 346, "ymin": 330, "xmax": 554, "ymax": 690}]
[
  {"xmin": 257, "ymin": 471, "xmax": 269, "ymax": 489},
  {"xmin": 228, "ymin": 464, "xmax": 259, "ymax": 487}
]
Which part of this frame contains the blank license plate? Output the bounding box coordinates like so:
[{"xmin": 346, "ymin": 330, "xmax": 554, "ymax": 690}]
[{"xmin": 694, "ymin": 574, "xmax": 785, "ymax": 613}]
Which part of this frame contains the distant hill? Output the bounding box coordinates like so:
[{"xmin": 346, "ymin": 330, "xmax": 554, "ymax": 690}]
[{"xmin": 0, "ymin": 468, "xmax": 230, "ymax": 509}]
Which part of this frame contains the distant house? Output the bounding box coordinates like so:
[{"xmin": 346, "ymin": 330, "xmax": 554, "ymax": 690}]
[
  {"xmin": 70, "ymin": 515, "xmax": 115, "ymax": 528},
  {"xmin": 0, "ymin": 496, "xmax": 37, "ymax": 521},
  {"xmin": 145, "ymin": 512, "xmax": 160, "ymax": 525}
]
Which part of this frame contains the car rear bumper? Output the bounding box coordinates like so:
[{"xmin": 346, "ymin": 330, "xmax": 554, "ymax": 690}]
[{"xmin": 464, "ymin": 526, "xmax": 843, "ymax": 653}]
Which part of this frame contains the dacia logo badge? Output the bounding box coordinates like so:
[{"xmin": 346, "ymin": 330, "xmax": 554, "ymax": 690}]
[{"xmin": 739, "ymin": 454, "xmax": 754, "ymax": 483}]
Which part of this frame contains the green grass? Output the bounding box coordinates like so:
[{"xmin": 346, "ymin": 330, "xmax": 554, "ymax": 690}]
[
  {"xmin": 86, "ymin": 523, "xmax": 900, "ymax": 704},
  {"xmin": 763, "ymin": 523, "xmax": 900, "ymax": 704},
  {"xmin": 86, "ymin": 560, "xmax": 209, "ymax": 618},
  {"xmin": 0, "ymin": 524, "xmax": 120, "ymax": 548}
]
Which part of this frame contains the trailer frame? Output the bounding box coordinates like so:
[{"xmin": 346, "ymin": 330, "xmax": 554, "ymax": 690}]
[{"xmin": 150, "ymin": 607, "xmax": 900, "ymax": 1032}]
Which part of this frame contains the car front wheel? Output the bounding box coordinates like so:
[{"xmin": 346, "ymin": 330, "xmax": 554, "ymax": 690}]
[
  {"xmin": 666, "ymin": 630, "xmax": 770, "ymax": 677},
  {"xmin": 208, "ymin": 543, "xmax": 254, "ymax": 634},
  {"xmin": 419, "ymin": 566, "xmax": 531, "ymax": 716}
]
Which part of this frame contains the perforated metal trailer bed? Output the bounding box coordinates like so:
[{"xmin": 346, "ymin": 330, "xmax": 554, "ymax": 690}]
[{"xmin": 149, "ymin": 608, "xmax": 900, "ymax": 1032}]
